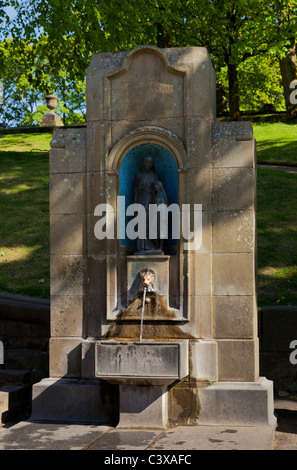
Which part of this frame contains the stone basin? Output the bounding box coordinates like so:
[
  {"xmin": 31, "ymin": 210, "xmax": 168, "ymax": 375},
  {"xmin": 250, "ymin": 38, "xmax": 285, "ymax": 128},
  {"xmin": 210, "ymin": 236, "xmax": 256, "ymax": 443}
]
[{"xmin": 95, "ymin": 340, "xmax": 189, "ymax": 385}]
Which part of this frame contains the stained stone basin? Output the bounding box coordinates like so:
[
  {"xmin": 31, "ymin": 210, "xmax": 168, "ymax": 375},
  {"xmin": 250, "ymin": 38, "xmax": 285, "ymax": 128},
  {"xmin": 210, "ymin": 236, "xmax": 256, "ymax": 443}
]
[{"xmin": 95, "ymin": 340, "xmax": 188, "ymax": 385}]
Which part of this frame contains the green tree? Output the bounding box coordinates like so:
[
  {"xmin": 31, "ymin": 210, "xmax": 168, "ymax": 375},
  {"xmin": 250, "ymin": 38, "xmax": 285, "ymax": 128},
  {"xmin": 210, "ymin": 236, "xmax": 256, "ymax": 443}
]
[
  {"xmin": 10, "ymin": 0, "xmax": 187, "ymax": 81},
  {"xmin": 0, "ymin": 0, "xmax": 9, "ymax": 29},
  {"xmin": 184, "ymin": 0, "xmax": 277, "ymax": 119},
  {"xmin": 270, "ymin": 1, "xmax": 297, "ymax": 119},
  {"xmin": 0, "ymin": 38, "xmax": 85, "ymax": 126},
  {"xmin": 0, "ymin": 39, "xmax": 41, "ymax": 126},
  {"xmin": 7, "ymin": 0, "xmax": 297, "ymax": 121},
  {"xmin": 217, "ymin": 53, "xmax": 285, "ymax": 113}
]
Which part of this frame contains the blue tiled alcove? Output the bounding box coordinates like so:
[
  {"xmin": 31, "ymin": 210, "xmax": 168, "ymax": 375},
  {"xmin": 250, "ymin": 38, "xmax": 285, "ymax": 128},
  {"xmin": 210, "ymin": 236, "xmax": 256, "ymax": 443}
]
[{"xmin": 119, "ymin": 143, "xmax": 178, "ymax": 246}]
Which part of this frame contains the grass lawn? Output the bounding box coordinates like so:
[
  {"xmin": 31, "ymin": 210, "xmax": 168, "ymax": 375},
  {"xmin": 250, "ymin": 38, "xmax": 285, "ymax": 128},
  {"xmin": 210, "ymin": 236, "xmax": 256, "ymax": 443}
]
[
  {"xmin": 257, "ymin": 168, "xmax": 297, "ymax": 306},
  {"xmin": 0, "ymin": 133, "xmax": 52, "ymax": 299},
  {"xmin": 252, "ymin": 122, "xmax": 297, "ymax": 166},
  {"xmin": 0, "ymin": 128, "xmax": 296, "ymax": 306}
]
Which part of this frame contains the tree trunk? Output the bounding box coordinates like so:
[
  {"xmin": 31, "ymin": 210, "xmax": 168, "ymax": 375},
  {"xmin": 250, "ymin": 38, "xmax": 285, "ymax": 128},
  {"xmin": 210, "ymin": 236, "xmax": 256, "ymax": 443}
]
[
  {"xmin": 156, "ymin": 7, "xmax": 171, "ymax": 48},
  {"xmin": 279, "ymin": 37, "xmax": 297, "ymax": 120},
  {"xmin": 216, "ymin": 83, "xmax": 227, "ymax": 115},
  {"xmin": 228, "ymin": 62, "xmax": 241, "ymax": 120},
  {"xmin": 156, "ymin": 22, "xmax": 171, "ymax": 48}
]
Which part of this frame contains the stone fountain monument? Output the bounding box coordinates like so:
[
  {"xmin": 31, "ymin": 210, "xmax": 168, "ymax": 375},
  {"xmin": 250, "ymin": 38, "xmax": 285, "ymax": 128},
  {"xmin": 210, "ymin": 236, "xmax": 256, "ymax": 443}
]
[{"xmin": 31, "ymin": 46, "xmax": 276, "ymax": 429}]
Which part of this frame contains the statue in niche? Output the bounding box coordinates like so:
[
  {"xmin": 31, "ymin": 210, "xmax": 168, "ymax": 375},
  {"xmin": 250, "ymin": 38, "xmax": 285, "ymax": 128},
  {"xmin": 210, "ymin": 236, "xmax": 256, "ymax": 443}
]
[
  {"xmin": 152, "ymin": 181, "xmax": 168, "ymax": 252},
  {"xmin": 133, "ymin": 156, "xmax": 168, "ymax": 254}
]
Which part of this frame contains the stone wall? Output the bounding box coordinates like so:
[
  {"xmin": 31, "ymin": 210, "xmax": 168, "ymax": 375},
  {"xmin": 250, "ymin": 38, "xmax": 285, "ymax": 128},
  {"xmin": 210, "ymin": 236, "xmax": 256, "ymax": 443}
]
[{"xmin": 259, "ymin": 306, "xmax": 297, "ymax": 394}]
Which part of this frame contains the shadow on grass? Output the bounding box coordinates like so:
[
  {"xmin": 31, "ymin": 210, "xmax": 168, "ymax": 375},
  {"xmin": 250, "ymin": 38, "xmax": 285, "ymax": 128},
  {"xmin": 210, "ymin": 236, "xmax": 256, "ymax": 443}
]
[
  {"xmin": 257, "ymin": 141, "xmax": 297, "ymax": 165},
  {"xmin": 0, "ymin": 151, "xmax": 50, "ymax": 299},
  {"xmin": 257, "ymin": 169, "xmax": 297, "ymax": 306}
]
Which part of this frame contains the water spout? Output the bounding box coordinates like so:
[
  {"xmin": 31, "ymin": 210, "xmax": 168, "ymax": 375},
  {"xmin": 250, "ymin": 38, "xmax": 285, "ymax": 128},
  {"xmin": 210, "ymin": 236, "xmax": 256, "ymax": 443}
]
[
  {"xmin": 140, "ymin": 286, "xmax": 147, "ymax": 342},
  {"xmin": 139, "ymin": 268, "xmax": 155, "ymax": 342}
]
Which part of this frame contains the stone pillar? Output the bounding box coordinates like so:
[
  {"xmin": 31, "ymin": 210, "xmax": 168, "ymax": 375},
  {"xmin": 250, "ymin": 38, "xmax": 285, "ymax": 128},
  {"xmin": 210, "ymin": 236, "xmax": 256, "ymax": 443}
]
[{"xmin": 31, "ymin": 127, "xmax": 118, "ymax": 423}]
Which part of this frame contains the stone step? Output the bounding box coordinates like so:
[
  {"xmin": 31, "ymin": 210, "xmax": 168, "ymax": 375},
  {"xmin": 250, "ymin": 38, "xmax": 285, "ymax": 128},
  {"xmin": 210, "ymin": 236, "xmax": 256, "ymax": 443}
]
[
  {"xmin": 1, "ymin": 349, "xmax": 49, "ymax": 385},
  {"xmin": 0, "ymin": 384, "xmax": 31, "ymax": 424},
  {"xmin": 0, "ymin": 370, "xmax": 31, "ymax": 388}
]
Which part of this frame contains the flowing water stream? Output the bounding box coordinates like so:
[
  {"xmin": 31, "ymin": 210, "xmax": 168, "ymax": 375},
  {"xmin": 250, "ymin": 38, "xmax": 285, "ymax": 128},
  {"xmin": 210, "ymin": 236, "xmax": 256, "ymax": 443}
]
[{"xmin": 139, "ymin": 286, "xmax": 147, "ymax": 342}]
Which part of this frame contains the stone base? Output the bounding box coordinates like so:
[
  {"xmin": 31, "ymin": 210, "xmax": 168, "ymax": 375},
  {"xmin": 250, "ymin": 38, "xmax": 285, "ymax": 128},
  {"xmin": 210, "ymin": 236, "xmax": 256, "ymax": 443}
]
[
  {"xmin": 117, "ymin": 384, "xmax": 168, "ymax": 429},
  {"xmin": 95, "ymin": 340, "xmax": 189, "ymax": 384},
  {"xmin": 198, "ymin": 377, "xmax": 276, "ymax": 427},
  {"xmin": 30, "ymin": 378, "xmax": 118, "ymax": 424},
  {"xmin": 40, "ymin": 112, "xmax": 63, "ymax": 127}
]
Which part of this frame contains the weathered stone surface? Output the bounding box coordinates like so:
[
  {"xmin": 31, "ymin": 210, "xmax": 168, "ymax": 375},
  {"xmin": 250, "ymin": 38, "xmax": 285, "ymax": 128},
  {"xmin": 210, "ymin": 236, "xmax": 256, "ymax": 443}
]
[
  {"xmin": 212, "ymin": 210, "xmax": 255, "ymax": 253},
  {"xmin": 49, "ymin": 338, "xmax": 82, "ymax": 378},
  {"xmin": 0, "ymin": 385, "xmax": 30, "ymax": 424},
  {"xmin": 109, "ymin": 51, "xmax": 184, "ymax": 121},
  {"xmin": 86, "ymin": 46, "xmax": 216, "ymax": 123},
  {"xmin": 182, "ymin": 48, "xmax": 216, "ymax": 117},
  {"xmin": 50, "ymin": 214, "xmax": 86, "ymax": 255},
  {"xmin": 168, "ymin": 380, "xmax": 200, "ymax": 426},
  {"xmin": 86, "ymin": 51, "xmax": 127, "ymax": 122},
  {"xmin": 87, "ymin": 255, "xmax": 107, "ymax": 297},
  {"xmin": 86, "ymin": 296, "xmax": 107, "ymax": 338},
  {"xmin": 199, "ymin": 296, "xmax": 212, "ymax": 339},
  {"xmin": 189, "ymin": 253, "xmax": 212, "ymax": 296},
  {"xmin": 190, "ymin": 340, "xmax": 217, "ymax": 381},
  {"xmin": 87, "ymin": 214, "xmax": 117, "ymax": 256},
  {"xmin": 87, "ymin": 171, "xmax": 117, "ymax": 215},
  {"xmin": 89, "ymin": 121, "xmax": 109, "ymax": 172},
  {"xmin": 31, "ymin": 378, "xmax": 118, "ymax": 424},
  {"xmin": 95, "ymin": 340, "xmax": 188, "ymax": 384},
  {"xmin": 198, "ymin": 377, "xmax": 276, "ymax": 427},
  {"xmin": 186, "ymin": 169, "xmax": 212, "ymax": 209},
  {"xmin": 212, "ymin": 253, "xmax": 255, "ymax": 296},
  {"xmin": 217, "ymin": 339, "xmax": 259, "ymax": 382},
  {"xmin": 110, "ymin": 117, "xmax": 184, "ymax": 148},
  {"xmin": 212, "ymin": 121, "xmax": 254, "ymax": 138},
  {"xmin": 51, "ymin": 295, "xmax": 84, "ymax": 337},
  {"xmin": 212, "ymin": 167, "xmax": 255, "ymax": 211},
  {"xmin": 50, "ymin": 255, "xmax": 86, "ymax": 297},
  {"xmin": 40, "ymin": 112, "xmax": 63, "ymax": 127},
  {"xmin": 118, "ymin": 384, "xmax": 168, "ymax": 428},
  {"xmin": 212, "ymin": 136, "xmax": 255, "ymax": 168},
  {"xmin": 50, "ymin": 173, "xmax": 86, "ymax": 215},
  {"xmin": 50, "ymin": 128, "xmax": 87, "ymax": 173},
  {"xmin": 185, "ymin": 118, "xmax": 212, "ymax": 169},
  {"xmin": 213, "ymin": 295, "xmax": 256, "ymax": 339}
]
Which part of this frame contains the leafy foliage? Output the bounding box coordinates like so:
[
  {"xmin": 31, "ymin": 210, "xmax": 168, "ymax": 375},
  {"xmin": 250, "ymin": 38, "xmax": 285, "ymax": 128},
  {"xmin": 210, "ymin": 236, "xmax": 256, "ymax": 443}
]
[
  {"xmin": 0, "ymin": 37, "xmax": 86, "ymax": 126},
  {"xmin": 1, "ymin": 0, "xmax": 297, "ymax": 124}
]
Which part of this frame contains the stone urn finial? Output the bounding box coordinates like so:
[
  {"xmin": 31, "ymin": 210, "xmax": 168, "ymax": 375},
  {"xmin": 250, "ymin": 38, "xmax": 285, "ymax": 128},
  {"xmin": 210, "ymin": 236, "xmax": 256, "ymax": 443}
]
[
  {"xmin": 40, "ymin": 93, "xmax": 63, "ymax": 127},
  {"xmin": 45, "ymin": 94, "xmax": 58, "ymax": 112}
]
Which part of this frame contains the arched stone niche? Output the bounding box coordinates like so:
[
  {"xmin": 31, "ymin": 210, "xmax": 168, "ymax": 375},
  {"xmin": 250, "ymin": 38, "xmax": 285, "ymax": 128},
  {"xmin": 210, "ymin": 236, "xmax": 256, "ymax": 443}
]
[
  {"xmin": 119, "ymin": 143, "xmax": 178, "ymax": 249},
  {"xmin": 107, "ymin": 126, "xmax": 186, "ymax": 170},
  {"xmin": 107, "ymin": 126, "xmax": 187, "ymax": 250},
  {"xmin": 105, "ymin": 126, "xmax": 188, "ymax": 322}
]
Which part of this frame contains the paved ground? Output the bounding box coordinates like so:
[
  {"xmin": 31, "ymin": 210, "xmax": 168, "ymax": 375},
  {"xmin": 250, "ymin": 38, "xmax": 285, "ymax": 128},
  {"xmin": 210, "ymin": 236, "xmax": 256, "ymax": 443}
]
[
  {"xmin": 0, "ymin": 420, "xmax": 276, "ymax": 451},
  {"xmin": 272, "ymin": 399, "xmax": 297, "ymax": 450},
  {"xmin": 0, "ymin": 402, "xmax": 296, "ymax": 451}
]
